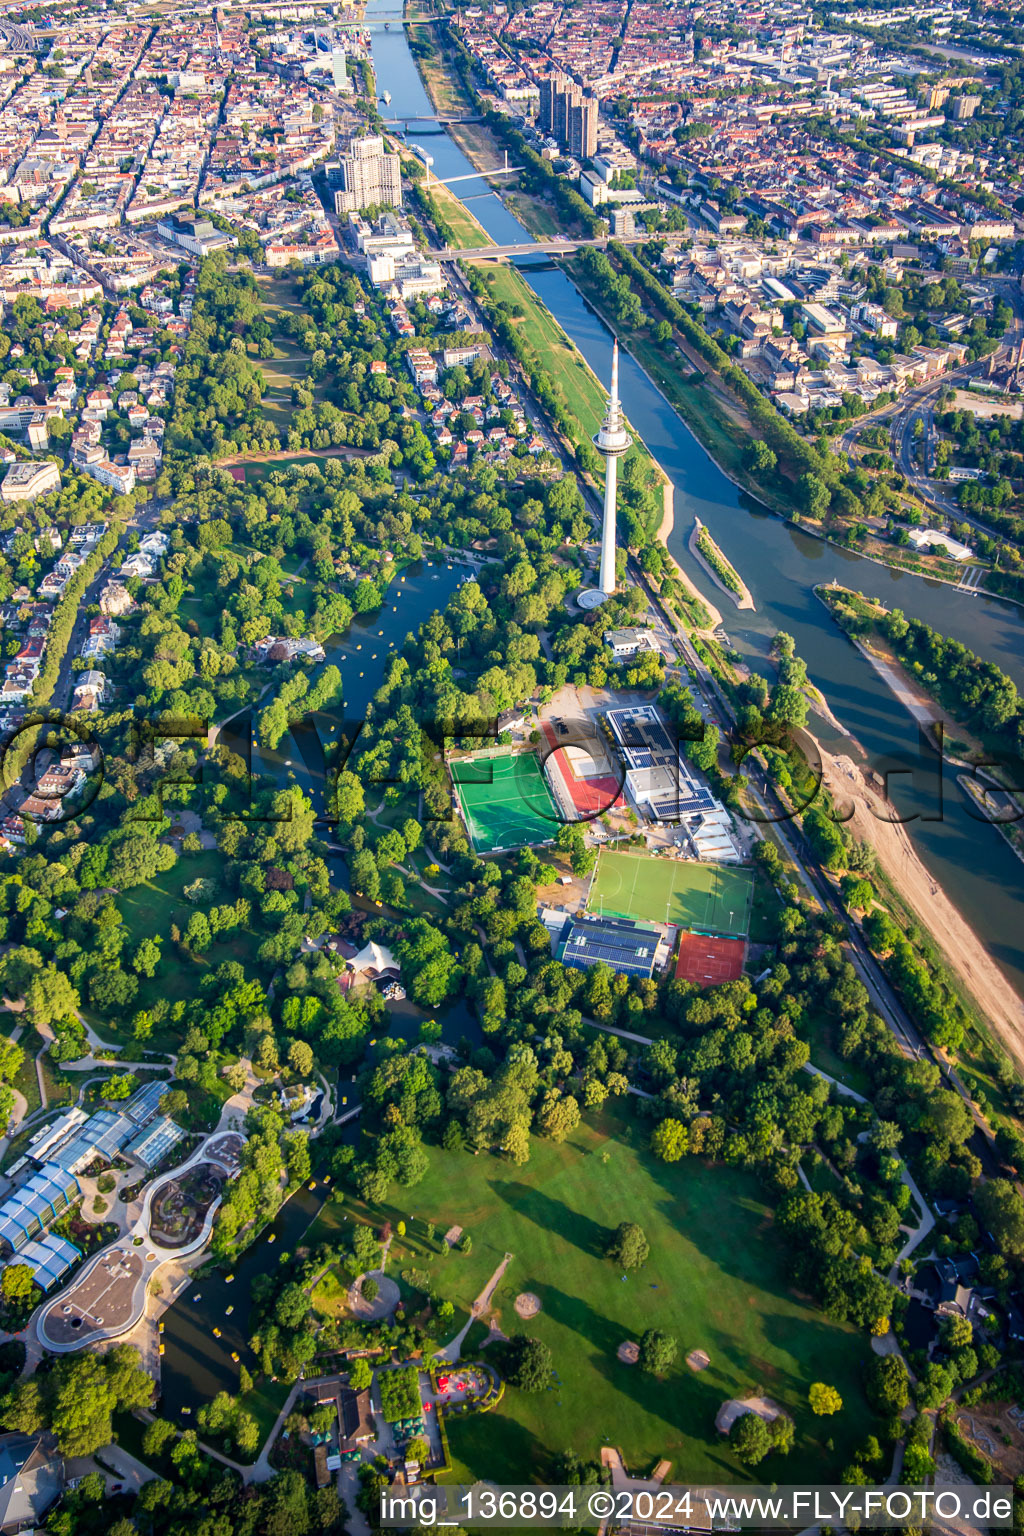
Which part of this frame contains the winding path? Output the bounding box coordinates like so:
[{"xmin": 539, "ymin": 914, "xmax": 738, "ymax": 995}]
[{"xmin": 36, "ymin": 1131, "xmax": 243, "ymax": 1353}]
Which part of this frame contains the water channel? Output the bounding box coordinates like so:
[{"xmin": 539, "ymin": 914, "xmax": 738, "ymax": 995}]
[
  {"xmin": 160, "ymin": 8, "xmax": 1024, "ymax": 1419},
  {"xmin": 370, "ymin": 0, "xmax": 1024, "ymax": 1001}
]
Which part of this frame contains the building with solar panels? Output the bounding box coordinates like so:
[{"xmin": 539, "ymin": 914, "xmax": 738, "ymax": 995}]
[
  {"xmin": 605, "ymin": 703, "xmax": 742, "ymax": 858},
  {"xmin": 558, "ymin": 914, "xmax": 667, "ymax": 979},
  {"xmin": 2, "ymin": 1232, "xmax": 81, "ymax": 1292},
  {"xmin": 0, "ymin": 1163, "xmax": 81, "ymax": 1254},
  {"xmin": 26, "ymin": 1107, "xmax": 88, "ymax": 1165}
]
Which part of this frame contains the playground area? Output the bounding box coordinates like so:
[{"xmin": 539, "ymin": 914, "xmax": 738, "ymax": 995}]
[
  {"xmin": 450, "ymin": 750, "xmax": 561, "ymax": 854},
  {"xmin": 149, "ymin": 1165, "xmax": 224, "ymax": 1248},
  {"xmin": 588, "ymin": 849, "xmax": 753, "ymax": 937},
  {"xmin": 675, "ymin": 931, "xmax": 747, "ymax": 986}
]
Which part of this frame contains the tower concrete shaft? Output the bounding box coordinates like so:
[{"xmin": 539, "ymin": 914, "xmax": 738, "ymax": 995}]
[{"xmin": 593, "ymin": 339, "xmax": 631, "ymax": 597}]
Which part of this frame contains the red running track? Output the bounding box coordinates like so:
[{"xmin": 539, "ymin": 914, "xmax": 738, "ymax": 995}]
[{"xmin": 541, "ymin": 722, "xmax": 625, "ymax": 817}]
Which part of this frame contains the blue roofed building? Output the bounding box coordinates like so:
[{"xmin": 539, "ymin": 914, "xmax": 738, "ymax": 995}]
[
  {"xmin": 2, "ymin": 1233, "xmax": 81, "ymax": 1293},
  {"xmin": 0, "ymin": 1164, "xmax": 81, "ymax": 1255},
  {"xmin": 558, "ymin": 914, "xmax": 666, "ymax": 979}
]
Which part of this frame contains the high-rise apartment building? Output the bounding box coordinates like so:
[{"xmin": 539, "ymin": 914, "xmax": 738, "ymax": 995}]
[
  {"xmin": 539, "ymin": 72, "xmax": 597, "ymax": 159},
  {"xmin": 567, "ymin": 95, "xmax": 597, "ymax": 159},
  {"xmin": 333, "ymin": 135, "xmax": 402, "ymax": 214}
]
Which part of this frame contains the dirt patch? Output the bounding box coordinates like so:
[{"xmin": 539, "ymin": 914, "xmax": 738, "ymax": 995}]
[
  {"xmin": 820, "ymin": 745, "xmax": 1024, "ymax": 1073},
  {"xmin": 444, "ymin": 1225, "xmax": 463, "ymax": 1249},
  {"xmin": 953, "ymin": 1403, "xmax": 1024, "ymax": 1480},
  {"xmin": 514, "ymin": 1291, "xmax": 541, "ymax": 1319},
  {"xmin": 715, "ymin": 1395, "xmax": 781, "ymax": 1435},
  {"xmin": 686, "ymin": 1348, "xmax": 711, "ymax": 1372},
  {"xmin": 617, "ymin": 1340, "xmax": 640, "ymax": 1365},
  {"xmin": 348, "ymin": 1269, "xmax": 400, "ymax": 1322}
]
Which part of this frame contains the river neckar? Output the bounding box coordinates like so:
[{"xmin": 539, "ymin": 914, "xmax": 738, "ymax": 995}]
[{"xmin": 368, "ymin": 0, "xmax": 1024, "ymax": 1008}]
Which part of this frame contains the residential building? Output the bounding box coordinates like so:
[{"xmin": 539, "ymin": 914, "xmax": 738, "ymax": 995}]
[
  {"xmin": 333, "ymin": 135, "xmax": 402, "ymax": 215},
  {"xmin": 539, "ymin": 72, "xmax": 598, "ymax": 158},
  {"xmin": 0, "ymin": 1434, "xmax": 65, "ymax": 1529},
  {"xmin": 1, "ymin": 461, "xmax": 60, "ymax": 503}
]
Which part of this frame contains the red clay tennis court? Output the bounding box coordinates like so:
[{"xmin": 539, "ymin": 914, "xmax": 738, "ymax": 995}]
[
  {"xmin": 675, "ymin": 930, "xmax": 746, "ymax": 986},
  {"xmin": 541, "ymin": 722, "xmax": 624, "ymax": 817}
]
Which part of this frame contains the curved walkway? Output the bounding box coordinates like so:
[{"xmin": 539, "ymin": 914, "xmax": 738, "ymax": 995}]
[{"xmin": 36, "ymin": 1131, "xmax": 243, "ymax": 1353}]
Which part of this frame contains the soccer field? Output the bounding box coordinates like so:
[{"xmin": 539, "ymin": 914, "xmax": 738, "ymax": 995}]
[
  {"xmin": 588, "ymin": 849, "xmax": 753, "ymax": 937},
  {"xmin": 450, "ymin": 751, "xmax": 562, "ymax": 854}
]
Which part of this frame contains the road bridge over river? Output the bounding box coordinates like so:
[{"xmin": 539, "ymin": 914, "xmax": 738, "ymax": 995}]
[{"xmin": 434, "ymin": 231, "xmax": 651, "ymax": 262}]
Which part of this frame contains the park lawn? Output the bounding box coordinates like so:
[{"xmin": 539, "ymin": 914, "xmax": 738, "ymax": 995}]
[
  {"xmin": 7, "ymin": 1025, "xmax": 41, "ymax": 1117},
  {"xmin": 38, "ymin": 1051, "xmax": 75, "ymax": 1111},
  {"xmin": 412, "ymin": 35, "xmax": 475, "ymax": 116},
  {"xmin": 311, "ymin": 1266, "xmax": 348, "ymax": 1318},
  {"xmin": 503, "ymin": 190, "xmax": 561, "ymax": 240},
  {"xmin": 312, "ymin": 1106, "xmax": 874, "ymax": 1483},
  {"xmin": 475, "ymin": 262, "xmax": 659, "ymax": 498},
  {"xmin": 429, "ymin": 180, "xmax": 491, "ymax": 249},
  {"xmin": 477, "ymin": 261, "xmax": 606, "ymax": 450},
  {"xmin": 112, "ymin": 851, "xmax": 268, "ymax": 1045},
  {"xmin": 801, "ymin": 1009, "xmax": 873, "ymax": 1100},
  {"xmin": 237, "ymin": 1376, "xmax": 292, "ymax": 1453},
  {"xmin": 748, "ymin": 865, "xmax": 781, "ymax": 947},
  {"xmin": 178, "ymin": 594, "xmax": 221, "ymax": 642}
]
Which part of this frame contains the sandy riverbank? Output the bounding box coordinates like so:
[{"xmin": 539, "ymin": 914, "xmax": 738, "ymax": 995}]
[
  {"xmin": 820, "ymin": 747, "xmax": 1024, "ymax": 1073},
  {"xmin": 655, "ymin": 484, "xmax": 723, "ymax": 632}
]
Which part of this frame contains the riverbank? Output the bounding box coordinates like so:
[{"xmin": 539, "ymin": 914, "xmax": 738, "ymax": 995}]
[
  {"xmin": 817, "ymin": 745, "xmax": 1024, "ymax": 1075},
  {"xmin": 561, "ymin": 249, "xmax": 1023, "ymax": 607},
  {"xmin": 816, "ymin": 581, "xmax": 1024, "ymax": 876},
  {"xmin": 656, "ymin": 486, "xmax": 720, "ymax": 631},
  {"xmin": 385, "ymin": 7, "xmax": 1024, "ymax": 1015},
  {"xmin": 816, "ymin": 584, "xmax": 1001, "ymax": 764}
]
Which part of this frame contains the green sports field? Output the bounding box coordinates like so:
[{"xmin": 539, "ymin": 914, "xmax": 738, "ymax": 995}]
[
  {"xmin": 451, "ymin": 751, "xmax": 562, "ymax": 854},
  {"xmin": 588, "ymin": 849, "xmax": 754, "ymax": 936}
]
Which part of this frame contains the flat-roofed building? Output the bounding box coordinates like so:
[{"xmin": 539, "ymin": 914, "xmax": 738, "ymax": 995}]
[
  {"xmin": 560, "ymin": 914, "xmax": 664, "ymax": 979},
  {"xmin": 604, "ymin": 626, "xmax": 661, "ymax": 659},
  {"xmin": 1, "ymin": 461, "xmax": 60, "ymax": 503}
]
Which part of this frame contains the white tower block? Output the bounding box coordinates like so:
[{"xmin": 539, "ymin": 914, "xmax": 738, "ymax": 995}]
[{"xmin": 593, "ymin": 338, "xmax": 631, "ymax": 597}]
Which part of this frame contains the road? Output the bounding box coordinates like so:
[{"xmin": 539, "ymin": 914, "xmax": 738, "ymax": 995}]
[
  {"xmin": 435, "ymin": 232, "xmax": 649, "ymax": 262},
  {"xmin": 843, "ymin": 278, "xmax": 1024, "ymax": 547}
]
